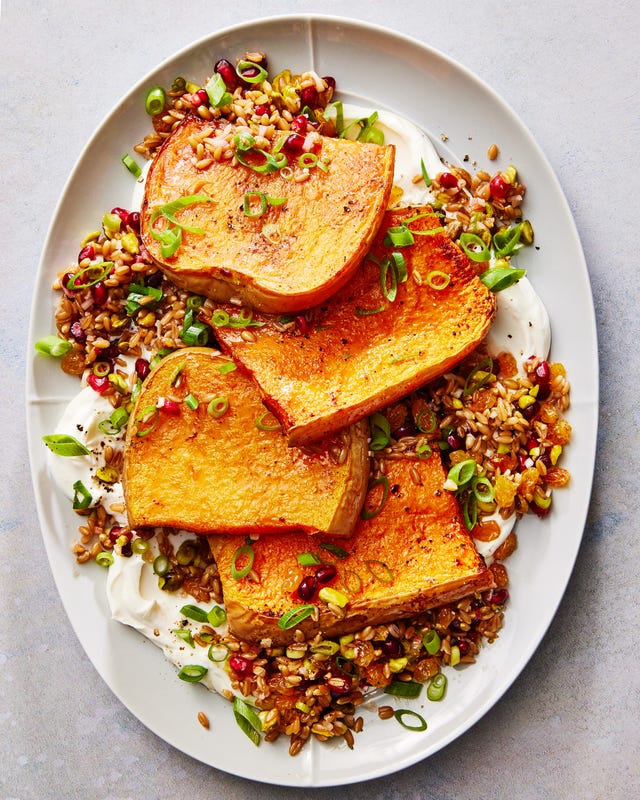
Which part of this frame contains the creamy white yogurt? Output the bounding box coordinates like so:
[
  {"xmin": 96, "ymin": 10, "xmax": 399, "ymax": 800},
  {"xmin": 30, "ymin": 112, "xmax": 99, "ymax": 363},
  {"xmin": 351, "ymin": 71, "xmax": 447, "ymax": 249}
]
[
  {"xmin": 48, "ymin": 386, "xmax": 128, "ymax": 524},
  {"xmin": 106, "ymin": 532, "xmax": 234, "ymax": 696}
]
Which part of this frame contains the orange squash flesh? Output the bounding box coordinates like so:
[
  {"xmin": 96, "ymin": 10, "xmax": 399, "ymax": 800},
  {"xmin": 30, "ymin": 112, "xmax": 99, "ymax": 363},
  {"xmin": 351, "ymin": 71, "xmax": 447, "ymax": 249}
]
[
  {"xmin": 213, "ymin": 206, "xmax": 497, "ymax": 445},
  {"xmin": 122, "ymin": 348, "xmax": 369, "ymax": 536},
  {"xmin": 210, "ymin": 454, "xmax": 494, "ymax": 645},
  {"xmin": 140, "ymin": 115, "xmax": 395, "ymax": 313}
]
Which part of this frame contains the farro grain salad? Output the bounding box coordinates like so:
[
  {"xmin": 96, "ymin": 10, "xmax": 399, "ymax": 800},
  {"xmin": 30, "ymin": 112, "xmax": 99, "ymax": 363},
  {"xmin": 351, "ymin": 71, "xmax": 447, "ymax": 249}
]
[{"xmin": 38, "ymin": 51, "xmax": 572, "ymax": 755}]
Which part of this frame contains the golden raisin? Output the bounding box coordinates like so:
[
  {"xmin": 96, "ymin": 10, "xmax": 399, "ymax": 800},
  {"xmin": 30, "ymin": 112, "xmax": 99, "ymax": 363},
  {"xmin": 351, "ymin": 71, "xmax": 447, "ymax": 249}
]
[
  {"xmin": 518, "ymin": 468, "xmax": 541, "ymax": 500},
  {"xmin": 495, "ymin": 475, "xmax": 517, "ymax": 508},
  {"xmin": 493, "ymin": 532, "xmax": 518, "ymax": 562},
  {"xmin": 545, "ymin": 467, "xmax": 571, "ymax": 487},
  {"xmin": 473, "ymin": 519, "xmax": 502, "ymax": 542},
  {"xmin": 490, "ymin": 561, "xmax": 510, "ymax": 587},
  {"xmin": 548, "ymin": 419, "xmax": 572, "ymax": 445},
  {"xmin": 497, "ymin": 351, "xmax": 518, "ymax": 378},
  {"xmin": 550, "ymin": 362, "xmax": 566, "ymax": 379}
]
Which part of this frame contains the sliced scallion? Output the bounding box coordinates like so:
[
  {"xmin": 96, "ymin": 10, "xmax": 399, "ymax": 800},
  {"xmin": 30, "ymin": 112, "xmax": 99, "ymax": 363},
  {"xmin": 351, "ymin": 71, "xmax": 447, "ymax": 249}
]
[
  {"xmin": 480, "ymin": 266, "xmax": 526, "ymax": 292},
  {"xmin": 425, "ymin": 270, "xmax": 450, "ymax": 290},
  {"xmin": 385, "ymin": 680, "xmax": 422, "ymax": 698},
  {"xmin": 95, "ymin": 551, "xmax": 114, "ymax": 568},
  {"xmin": 255, "ymin": 410, "xmax": 281, "ymax": 431},
  {"xmin": 34, "ymin": 335, "xmax": 72, "ymax": 358},
  {"xmin": 205, "ymin": 72, "xmax": 233, "ymax": 108},
  {"xmin": 360, "ymin": 475, "xmax": 390, "ymax": 520},
  {"xmin": 426, "ymin": 672, "xmax": 447, "ymax": 701},
  {"xmin": 207, "ymin": 397, "xmax": 229, "ymax": 418},
  {"xmin": 42, "ymin": 434, "xmax": 91, "ymax": 457},
  {"xmin": 297, "ymin": 552, "xmax": 322, "ymax": 566},
  {"xmin": 369, "ymin": 412, "xmax": 391, "ymax": 451},
  {"xmin": 72, "ymin": 480, "xmax": 93, "ymax": 510},
  {"xmin": 422, "ymin": 629, "xmax": 441, "ymax": 655},
  {"xmin": 420, "ymin": 157, "xmax": 432, "ymax": 187},
  {"xmin": 277, "ymin": 604, "xmax": 316, "ymax": 630},
  {"xmin": 384, "ymin": 224, "xmax": 414, "ymax": 247},
  {"xmin": 97, "ymin": 407, "xmax": 129, "ymax": 436},
  {"xmin": 236, "ymin": 60, "xmax": 268, "ymax": 84},
  {"xmin": 365, "ymin": 559, "xmax": 394, "ymax": 584},
  {"xmin": 447, "ymin": 459, "xmax": 477, "ymax": 489},
  {"xmin": 184, "ymin": 393, "xmax": 199, "ymax": 410},
  {"xmin": 172, "ymin": 628, "xmax": 195, "ymax": 647},
  {"xmin": 145, "ymin": 85, "xmax": 166, "ymax": 115},
  {"xmin": 462, "ymin": 357, "xmax": 495, "ymax": 396},
  {"xmin": 121, "ymin": 153, "xmax": 142, "ymax": 179},
  {"xmin": 230, "ymin": 543, "xmax": 254, "ymax": 580},
  {"xmin": 207, "ymin": 606, "xmax": 227, "ymax": 627},
  {"xmin": 135, "ymin": 404, "xmax": 159, "ymax": 437},
  {"xmin": 233, "ymin": 696, "xmax": 262, "ymax": 746},
  {"xmin": 394, "ymin": 709, "xmax": 428, "ymax": 731},
  {"xmin": 177, "ymin": 664, "xmax": 208, "ymax": 683},
  {"xmin": 459, "ymin": 232, "xmax": 490, "ymax": 262},
  {"xmin": 319, "ymin": 542, "xmax": 349, "ymax": 559},
  {"xmin": 180, "ymin": 604, "xmax": 209, "ymax": 623},
  {"xmin": 67, "ymin": 262, "xmax": 114, "ymax": 291}
]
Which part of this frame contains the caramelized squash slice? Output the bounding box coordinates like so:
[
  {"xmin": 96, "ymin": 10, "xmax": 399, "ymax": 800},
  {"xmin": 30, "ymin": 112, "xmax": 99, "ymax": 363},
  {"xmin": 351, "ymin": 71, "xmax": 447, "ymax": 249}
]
[
  {"xmin": 213, "ymin": 206, "xmax": 497, "ymax": 444},
  {"xmin": 140, "ymin": 115, "xmax": 394, "ymax": 313},
  {"xmin": 122, "ymin": 348, "xmax": 369, "ymax": 536},
  {"xmin": 210, "ymin": 454, "xmax": 494, "ymax": 644}
]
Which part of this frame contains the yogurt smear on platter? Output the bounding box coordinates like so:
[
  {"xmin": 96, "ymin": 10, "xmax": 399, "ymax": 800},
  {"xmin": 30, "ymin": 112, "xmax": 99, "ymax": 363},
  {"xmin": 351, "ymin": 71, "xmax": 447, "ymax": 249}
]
[{"xmin": 47, "ymin": 103, "xmax": 551, "ymax": 687}]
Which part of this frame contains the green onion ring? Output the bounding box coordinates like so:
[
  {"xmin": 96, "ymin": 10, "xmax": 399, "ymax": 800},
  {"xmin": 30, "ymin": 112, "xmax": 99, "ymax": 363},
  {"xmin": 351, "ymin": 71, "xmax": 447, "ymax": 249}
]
[
  {"xmin": 380, "ymin": 257, "xmax": 398, "ymax": 302},
  {"xmin": 131, "ymin": 538, "xmax": 149, "ymax": 555},
  {"xmin": 42, "ymin": 434, "xmax": 91, "ymax": 457},
  {"xmin": 365, "ymin": 559, "xmax": 394, "ymax": 584},
  {"xmin": 462, "ymin": 493, "xmax": 478, "ymax": 531},
  {"xmin": 319, "ymin": 542, "xmax": 349, "ymax": 559},
  {"xmin": 459, "ymin": 232, "xmax": 491, "ymax": 262},
  {"xmin": 447, "ymin": 459, "xmax": 477, "ymax": 488},
  {"xmin": 207, "ymin": 397, "xmax": 229, "ymax": 418},
  {"xmin": 426, "ymin": 672, "xmax": 448, "ymax": 701},
  {"xmin": 416, "ymin": 440, "xmax": 433, "ymax": 459},
  {"xmin": 177, "ymin": 664, "xmax": 208, "ymax": 683},
  {"xmin": 297, "ymin": 552, "xmax": 322, "ymax": 566},
  {"xmin": 207, "ymin": 606, "xmax": 227, "ymax": 626},
  {"xmin": 34, "ymin": 335, "xmax": 72, "ymax": 358},
  {"xmin": 255, "ymin": 410, "xmax": 281, "ymax": 431},
  {"xmin": 422, "ymin": 629, "xmax": 441, "ymax": 655},
  {"xmin": 67, "ymin": 262, "xmax": 114, "ymax": 291},
  {"xmin": 277, "ymin": 604, "xmax": 316, "ymax": 630},
  {"xmin": 236, "ymin": 60, "xmax": 268, "ymax": 83},
  {"xmin": 360, "ymin": 475, "xmax": 390, "ymax": 520},
  {"xmin": 145, "ymin": 85, "xmax": 166, "ymax": 115},
  {"xmin": 462, "ymin": 357, "xmax": 495, "ymax": 396},
  {"xmin": 153, "ymin": 554, "xmax": 170, "ymax": 577},
  {"xmin": 243, "ymin": 191, "xmax": 268, "ymax": 218},
  {"xmin": 217, "ymin": 361, "xmax": 237, "ymax": 374},
  {"xmin": 342, "ymin": 570, "xmax": 363, "ymax": 594},
  {"xmin": 95, "ymin": 551, "xmax": 114, "ymax": 568},
  {"xmin": 135, "ymin": 404, "xmax": 159, "ymax": 437},
  {"xmin": 233, "ymin": 696, "xmax": 262, "ymax": 746},
  {"xmin": 72, "ymin": 480, "xmax": 92, "ymax": 510},
  {"xmin": 208, "ymin": 643, "xmax": 229, "ymax": 662},
  {"xmin": 472, "ymin": 475, "xmax": 495, "ymax": 503},
  {"xmin": 416, "ymin": 408, "xmax": 437, "ymax": 434},
  {"xmin": 230, "ymin": 543, "xmax": 254, "ymax": 580},
  {"xmin": 420, "ymin": 158, "xmax": 432, "ymax": 187},
  {"xmin": 425, "ymin": 270, "xmax": 451, "ymax": 290},
  {"xmin": 172, "ymin": 628, "xmax": 195, "ymax": 647},
  {"xmin": 384, "ymin": 224, "xmax": 414, "ymax": 247},
  {"xmin": 121, "ymin": 153, "xmax": 142, "ymax": 178},
  {"xmin": 394, "ymin": 709, "xmax": 428, "ymax": 732}
]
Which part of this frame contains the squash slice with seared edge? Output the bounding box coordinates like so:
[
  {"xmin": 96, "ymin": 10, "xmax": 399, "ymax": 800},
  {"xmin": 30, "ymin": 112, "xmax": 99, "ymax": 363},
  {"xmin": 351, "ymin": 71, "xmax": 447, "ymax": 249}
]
[
  {"xmin": 210, "ymin": 454, "xmax": 495, "ymax": 645},
  {"xmin": 140, "ymin": 115, "xmax": 395, "ymax": 313},
  {"xmin": 122, "ymin": 348, "xmax": 369, "ymax": 536},
  {"xmin": 212, "ymin": 206, "xmax": 497, "ymax": 445}
]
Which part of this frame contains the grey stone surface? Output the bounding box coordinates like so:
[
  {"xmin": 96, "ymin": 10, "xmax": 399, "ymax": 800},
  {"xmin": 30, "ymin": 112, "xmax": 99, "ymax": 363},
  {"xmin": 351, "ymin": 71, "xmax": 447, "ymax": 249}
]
[{"xmin": 2, "ymin": 1, "xmax": 638, "ymax": 798}]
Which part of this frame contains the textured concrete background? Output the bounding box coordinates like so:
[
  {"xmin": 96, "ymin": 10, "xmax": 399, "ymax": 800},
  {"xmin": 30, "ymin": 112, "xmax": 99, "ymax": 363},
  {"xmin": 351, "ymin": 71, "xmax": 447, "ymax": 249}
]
[{"xmin": 2, "ymin": 0, "xmax": 638, "ymax": 798}]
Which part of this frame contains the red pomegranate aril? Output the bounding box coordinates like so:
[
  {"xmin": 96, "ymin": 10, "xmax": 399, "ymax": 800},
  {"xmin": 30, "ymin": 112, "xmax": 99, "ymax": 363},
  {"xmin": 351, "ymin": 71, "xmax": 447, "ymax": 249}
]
[
  {"xmin": 135, "ymin": 357, "xmax": 150, "ymax": 380},
  {"xmin": 395, "ymin": 421, "xmax": 419, "ymax": 439},
  {"xmin": 87, "ymin": 373, "xmax": 110, "ymax": 393},
  {"xmin": 489, "ymin": 588, "xmax": 509, "ymax": 605},
  {"xmin": 327, "ymin": 675, "xmax": 353, "ymax": 695},
  {"xmin": 91, "ymin": 282, "xmax": 108, "ymax": 307},
  {"xmin": 282, "ymin": 133, "xmax": 305, "ymax": 157},
  {"xmin": 439, "ymin": 172, "xmax": 459, "ymax": 189},
  {"xmin": 108, "ymin": 525, "xmax": 124, "ymax": 543},
  {"xmin": 447, "ymin": 431, "xmax": 464, "ymax": 450},
  {"xmin": 530, "ymin": 500, "xmax": 551, "ymax": 518},
  {"xmin": 489, "ymin": 174, "xmax": 510, "ymax": 200},
  {"xmin": 457, "ymin": 640, "xmax": 471, "ymax": 657},
  {"xmin": 517, "ymin": 451, "xmax": 531, "ymax": 471},
  {"xmin": 78, "ymin": 244, "xmax": 95, "ymax": 262},
  {"xmin": 535, "ymin": 360, "xmax": 551, "ymax": 382},
  {"xmin": 70, "ymin": 320, "xmax": 85, "ymax": 342},
  {"xmin": 192, "ymin": 88, "xmax": 209, "ymax": 108},
  {"xmin": 296, "ymin": 575, "xmax": 317, "ymax": 602},
  {"xmin": 380, "ymin": 637, "xmax": 403, "ymax": 659},
  {"xmin": 254, "ymin": 103, "xmax": 269, "ymax": 117},
  {"xmin": 228, "ymin": 655, "xmax": 253, "ymax": 678},
  {"xmin": 522, "ymin": 400, "xmax": 540, "ymax": 421},
  {"xmin": 291, "ymin": 115, "xmax": 308, "ymax": 134},
  {"xmin": 160, "ymin": 398, "xmax": 181, "ymax": 415},
  {"xmin": 315, "ymin": 563, "xmax": 337, "ymax": 584},
  {"xmin": 127, "ymin": 211, "xmax": 140, "ymax": 231},
  {"xmin": 62, "ymin": 272, "xmax": 77, "ymax": 297},
  {"xmin": 322, "ymin": 76, "xmax": 336, "ymax": 91},
  {"xmin": 295, "ymin": 314, "xmax": 312, "ymax": 335},
  {"xmin": 299, "ymin": 85, "xmax": 319, "ymax": 107},
  {"xmin": 214, "ymin": 59, "xmax": 238, "ymax": 90},
  {"xmin": 111, "ymin": 207, "xmax": 130, "ymax": 226}
]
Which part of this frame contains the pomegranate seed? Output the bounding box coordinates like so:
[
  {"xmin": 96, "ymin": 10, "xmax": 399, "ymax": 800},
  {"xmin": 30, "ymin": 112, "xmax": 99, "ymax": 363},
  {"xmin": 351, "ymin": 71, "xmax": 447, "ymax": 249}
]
[
  {"xmin": 457, "ymin": 640, "xmax": 471, "ymax": 657},
  {"xmin": 78, "ymin": 244, "xmax": 95, "ymax": 262},
  {"xmin": 290, "ymin": 115, "xmax": 308, "ymax": 134},
  {"xmin": 489, "ymin": 174, "xmax": 510, "ymax": 200},
  {"xmin": 299, "ymin": 85, "xmax": 319, "ymax": 107},
  {"xmin": 87, "ymin": 373, "xmax": 110, "ymax": 393},
  {"xmin": 282, "ymin": 133, "xmax": 306, "ymax": 157},
  {"xmin": 488, "ymin": 588, "xmax": 509, "ymax": 605},
  {"xmin": 108, "ymin": 525, "xmax": 124, "ymax": 542},
  {"xmin": 62, "ymin": 271, "xmax": 77, "ymax": 297},
  {"xmin": 439, "ymin": 172, "xmax": 459, "ymax": 189},
  {"xmin": 127, "ymin": 211, "xmax": 140, "ymax": 231},
  {"xmin": 522, "ymin": 400, "xmax": 540, "ymax": 421},
  {"xmin": 228, "ymin": 655, "xmax": 253, "ymax": 678},
  {"xmin": 160, "ymin": 398, "xmax": 181, "ymax": 414},
  {"xmin": 238, "ymin": 65, "xmax": 261, "ymax": 85},
  {"xmin": 517, "ymin": 451, "xmax": 531, "ymax": 471},
  {"xmin": 535, "ymin": 360, "xmax": 551, "ymax": 382},
  {"xmin": 254, "ymin": 103, "xmax": 269, "ymax": 117},
  {"xmin": 135, "ymin": 358, "xmax": 150, "ymax": 380},
  {"xmin": 111, "ymin": 207, "xmax": 130, "ymax": 226},
  {"xmin": 91, "ymin": 282, "xmax": 108, "ymax": 307},
  {"xmin": 296, "ymin": 575, "xmax": 317, "ymax": 602},
  {"xmin": 214, "ymin": 59, "xmax": 238, "ymax": 90},
  {"xmin": 322, "ymin": 76, "xmax": 336, "ymax": 91},
  {"xmin": 145, "ymin": 271, "xmax": 163, "ymax": 289},
  {"xmin": 70, "ymin": 320, "xmax": 85, "ymax": 342},
  {"xmin": 315, "ymin": 564, "xmax": 337, "ymax": 584},
  {"xmin": 526, "ymin": 436, "xmax": 539, "ymax": 451},
  {"xmin": 192, "ymin": 88, "xmax": 209, "ymax": 107},
  {"xmin": 327, "ymin": 675, "xmax": 353, "ymax": 695},
  {"xmin": 295, "ymin": 314, "xmax": 312, "ymax": 335},
  {"xmin": 380, "ymin": 637, "xmax": 403, "ymax": 658},
  {"xmin": 537, "ymin": 452, "xmax": 552, "ymax": 469},
  {"xmin": 447, "ymin": 431, "xmax": 464, "ymax": 450},
  {"xmin": 394, "ymin": 421, "xmax": 419, "ymax": 439}
]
